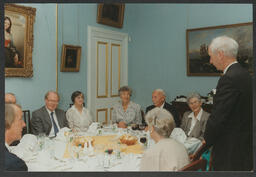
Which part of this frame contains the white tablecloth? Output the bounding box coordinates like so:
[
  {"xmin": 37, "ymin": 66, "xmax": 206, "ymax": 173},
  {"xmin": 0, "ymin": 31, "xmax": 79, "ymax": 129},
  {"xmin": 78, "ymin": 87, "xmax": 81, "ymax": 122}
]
[{"xmin": 11, "ymin": 127, "xmax": 150, "ymax": 171}]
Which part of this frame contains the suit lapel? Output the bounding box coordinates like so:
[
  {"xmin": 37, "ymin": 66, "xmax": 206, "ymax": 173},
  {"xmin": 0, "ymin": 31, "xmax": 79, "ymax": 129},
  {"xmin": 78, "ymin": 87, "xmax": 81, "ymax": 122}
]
[
  {"xmin": 55, "ymin": 109, "xmax": 62, "ymax": 127},
  {"xmin": 42, "ymin": 107, "xmax": 52, "ymax": 128}
]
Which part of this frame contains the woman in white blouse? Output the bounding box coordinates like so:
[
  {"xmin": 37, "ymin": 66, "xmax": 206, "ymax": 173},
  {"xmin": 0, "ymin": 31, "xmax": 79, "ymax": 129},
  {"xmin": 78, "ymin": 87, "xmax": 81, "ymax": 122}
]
[
  {"xmin": 66, "ymin": 91, "xmax": 93, "ymax": 132},
  {"xmin": 112, "ymin": 86, "xmax": 142, "ymax": 128}
]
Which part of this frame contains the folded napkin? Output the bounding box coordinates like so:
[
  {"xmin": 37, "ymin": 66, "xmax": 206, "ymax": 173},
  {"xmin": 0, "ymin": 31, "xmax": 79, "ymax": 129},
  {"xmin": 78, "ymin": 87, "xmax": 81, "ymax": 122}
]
[
  {"xmin": 55, "ymin": 127, "xmax": 71, "ymax": 141},
  {"xmin": 11, "ymin": 134, "xmax": 38, "ymax": 161},
  {"xmin": 87, "ymin": 122, "xmax": 100, "ymax": 133},
  {"xmin": 170, "ymin": 128, "xmax": 187, "ymax": 144}
]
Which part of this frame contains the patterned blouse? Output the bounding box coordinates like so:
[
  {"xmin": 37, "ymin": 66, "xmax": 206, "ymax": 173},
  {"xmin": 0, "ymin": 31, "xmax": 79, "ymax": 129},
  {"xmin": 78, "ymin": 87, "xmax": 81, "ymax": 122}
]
[
  {"xmin": 66, "ymin": 105, "xmax": 93, "ymax": 132},
  {"xmin": 112, "ymin": 101, "xmax": 142, "ymax": 125}
]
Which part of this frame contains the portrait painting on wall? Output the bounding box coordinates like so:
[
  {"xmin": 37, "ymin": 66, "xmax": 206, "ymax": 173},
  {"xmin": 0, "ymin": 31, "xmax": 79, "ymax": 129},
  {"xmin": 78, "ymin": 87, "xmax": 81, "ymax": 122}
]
[
  {"xmin": 186, "ymin": 22, "xmax": 253, "ymax": 76},
  {"xmin": 4, "ymin": 4, "xmax": 36, "ymax": 77},
  {"xmin": 61, "ymin": 44, "xmax": 81, "ymax": 72},
  {"xmin": 97, "ymin": 3, "xmax": 125, "ymax": 28}
]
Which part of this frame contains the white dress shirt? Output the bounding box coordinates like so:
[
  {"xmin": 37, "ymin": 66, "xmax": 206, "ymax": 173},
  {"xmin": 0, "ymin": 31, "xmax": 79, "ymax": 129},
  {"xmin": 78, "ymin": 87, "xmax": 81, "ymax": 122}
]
[
  {"xmin": 223, "ymin": 61, "xmax": 238, "ymax": 74},
  {"xmin": 5, "ymin": 142, "xmax": 10, "ymax": 151},
  {"xmin": 45, "ymin": 107, "xmax": 61, "ymax": 137},
  {"xmin": 187, "ymin": 108, "xmax": 203, "ymax": 136}
]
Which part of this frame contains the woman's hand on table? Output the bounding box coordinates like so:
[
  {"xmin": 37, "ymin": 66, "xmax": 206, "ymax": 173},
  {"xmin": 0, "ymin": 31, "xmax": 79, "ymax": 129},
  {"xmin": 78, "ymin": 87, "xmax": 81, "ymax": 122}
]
[{"xmin": 118, "ymin": 121, "xmax": 127, "ymax": 128}]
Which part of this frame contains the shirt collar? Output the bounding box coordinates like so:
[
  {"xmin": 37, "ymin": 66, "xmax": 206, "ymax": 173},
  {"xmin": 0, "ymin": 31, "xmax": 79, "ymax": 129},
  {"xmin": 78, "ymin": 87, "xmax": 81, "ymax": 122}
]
[
  {"xmin": 5, "ymin": 142, "xmax": 10, "ymax": 151},
  {"xmin": 45, "ymin": 106, "xmax": 55, "ymax": 114},
  {"xmin": 159, "ymin": 102, "xmax": 165, "ymax": 109},
  {"xmin": 223, "ymin": 61, "xmax": 238, "ymax": 74},
  {"xmin": 188, "ymin": 108, "xmax": 203, "ymax": 121}
]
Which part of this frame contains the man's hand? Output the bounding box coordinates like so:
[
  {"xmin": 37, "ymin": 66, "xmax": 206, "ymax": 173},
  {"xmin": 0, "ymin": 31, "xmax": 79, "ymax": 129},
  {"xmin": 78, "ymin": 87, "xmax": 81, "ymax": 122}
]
[{"xmin": 118, "ymin": 121, "xmax": 127, "ymax": 128}]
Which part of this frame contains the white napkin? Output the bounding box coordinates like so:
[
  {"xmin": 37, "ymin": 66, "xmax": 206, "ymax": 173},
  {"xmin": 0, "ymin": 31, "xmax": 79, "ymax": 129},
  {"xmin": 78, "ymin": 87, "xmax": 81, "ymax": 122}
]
[
  {"xmin": 87, "ymin": 122, "xmax": 99, "ymax": 133},
  {"xmin": 11, "ymin": 134, "xmax": 38, "ymax": 161},
  {"xmin": 184, "ymin": 137, "xmax": 202, "ymax": 155},
  {"xmin": 170, "ymin": 128, "xmax": 187, "ymax": 144},
  {"xmin": 53, "ymin": 141, "xmax": 67, "ymax": 160},
  {"xmin": 55, "ymin": 127, "xmax": 71, "ymax": 141}
]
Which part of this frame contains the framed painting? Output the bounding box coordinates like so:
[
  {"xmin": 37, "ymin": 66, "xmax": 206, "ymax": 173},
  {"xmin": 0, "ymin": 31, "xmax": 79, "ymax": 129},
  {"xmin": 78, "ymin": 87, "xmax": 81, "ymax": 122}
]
[
  {"xmin": 4, "ymin": 4, "xmax": 36, "ymax": 77},
  {"xmin": 97, "ymin": 3, "xmax": 125, "ymax": 28},
  {"xmin": 60, "ymin": 44, "xmax": 81, "ymax": 72},
  {"xmin": 186, "ymin": 22, "xmax": 253, "ymax": 76}
]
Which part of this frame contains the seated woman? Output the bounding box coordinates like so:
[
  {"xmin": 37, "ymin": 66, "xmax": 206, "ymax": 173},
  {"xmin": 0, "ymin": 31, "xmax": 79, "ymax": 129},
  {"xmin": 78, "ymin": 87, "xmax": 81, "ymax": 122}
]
[
  {"xmin": 180, "ymin": 92, "xmax": 210, "ymax": 141},
  {"xmin": 66, "ymin": 91, "xmax": 93, "ymax": 132},
  {"xmin": 140, "ymin": 108, "xmax": 189, "ymax": 171},
  {"xmin": 112, "ymin": 86, "xmax": 142, "ymax": 128}
]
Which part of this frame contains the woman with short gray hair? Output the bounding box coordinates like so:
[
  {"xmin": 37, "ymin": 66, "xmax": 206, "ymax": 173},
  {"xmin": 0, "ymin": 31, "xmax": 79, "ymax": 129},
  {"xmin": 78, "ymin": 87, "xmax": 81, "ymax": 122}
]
[
  {"xmin": 112, "ymin": 86, "xmax": 142, "ymax": 128},
  {"xmin": 181, "ymin": 92, "xmax": 210, "ymax": 141},
  {"xmin": 140, "ymin": 108, "xmax": 189, "ymax": 171}
]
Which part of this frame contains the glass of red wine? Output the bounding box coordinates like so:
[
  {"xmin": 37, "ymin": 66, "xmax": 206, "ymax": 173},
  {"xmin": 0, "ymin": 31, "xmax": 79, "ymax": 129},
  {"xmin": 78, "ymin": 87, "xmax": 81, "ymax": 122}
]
[
  {"xmin": 107, "ymin": 149, "xmax": 113, "ymax": 155},
  {"xmin": 140, "ymin": 137, "xmax": 147, "ymax": 144}
]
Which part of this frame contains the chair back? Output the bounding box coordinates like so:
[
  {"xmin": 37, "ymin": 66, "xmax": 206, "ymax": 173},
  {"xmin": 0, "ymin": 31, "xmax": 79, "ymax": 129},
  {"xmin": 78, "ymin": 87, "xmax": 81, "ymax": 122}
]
[
  {"xmin": 180, "ymin": 158, "xmax": 207, "ymax": 171},
  {"xmin": 22, "ymin": 110, "xmax": 31, "ymax": 135}
]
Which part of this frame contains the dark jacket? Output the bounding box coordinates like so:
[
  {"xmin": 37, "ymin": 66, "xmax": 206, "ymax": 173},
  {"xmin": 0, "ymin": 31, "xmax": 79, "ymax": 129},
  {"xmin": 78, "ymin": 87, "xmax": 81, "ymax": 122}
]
[
  {"xmin": 204, "ymin": 63, "xmax": 253, "ymax": 171},
  {"xmin": 5, "ymin": 146, "xmax": 28, "ymax": 171},
  {"xmin": 31, "ymin": 106, "xmax": 69, "ymax": 136},
  {"xmin": 145, "ymin": 102, "xmax": 180, "ymax": 127}
]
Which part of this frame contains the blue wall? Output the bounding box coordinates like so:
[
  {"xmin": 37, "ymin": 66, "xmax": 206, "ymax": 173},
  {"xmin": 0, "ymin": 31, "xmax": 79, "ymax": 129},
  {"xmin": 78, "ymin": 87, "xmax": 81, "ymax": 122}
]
[
  {"xmin": 57, "ymin": 4, "xmax": 131, "ymax": 110},
  {"xmin": 124, "ymin": 4, "xmax": 252, "ymax": 110},
  {"xmin": 5, "ymin": 3, "xmax": 252, "ymax": 113},
  {"xmin": 5, "ymin": 4, "xmax": 57, "ymax": 112}
]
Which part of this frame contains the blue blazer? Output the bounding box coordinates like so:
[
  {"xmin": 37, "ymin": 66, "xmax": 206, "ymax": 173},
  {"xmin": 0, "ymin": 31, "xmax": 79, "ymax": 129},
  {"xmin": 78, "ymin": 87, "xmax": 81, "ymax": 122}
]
[{"xmin": 5, "ymin": 146, "xmax": 28, "ymax": 171}]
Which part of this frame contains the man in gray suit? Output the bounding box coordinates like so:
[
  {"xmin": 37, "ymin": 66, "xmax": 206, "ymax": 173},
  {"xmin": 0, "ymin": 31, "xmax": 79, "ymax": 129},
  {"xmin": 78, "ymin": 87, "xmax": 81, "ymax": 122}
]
[{"xmin": 31, "ymin": 91, "xmax": 69, "ymax": 137}]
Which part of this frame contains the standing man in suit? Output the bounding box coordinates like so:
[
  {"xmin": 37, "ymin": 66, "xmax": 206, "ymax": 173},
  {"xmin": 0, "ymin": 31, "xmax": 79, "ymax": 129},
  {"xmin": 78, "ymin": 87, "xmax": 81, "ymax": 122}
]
[
  {"xmin": 145, "ymin": 89, "xmax": 180, "ymax": 127},
  {"xmin": 203, "ymin": 36, "xmax": 252, "ymax": 171},
  {"xmin": 31, "ymin": 91, "xmax": 69, "ymax": 137},
  {"xmin": 5, "ymin": 104, "xmax": 27, "ymax": 171}
]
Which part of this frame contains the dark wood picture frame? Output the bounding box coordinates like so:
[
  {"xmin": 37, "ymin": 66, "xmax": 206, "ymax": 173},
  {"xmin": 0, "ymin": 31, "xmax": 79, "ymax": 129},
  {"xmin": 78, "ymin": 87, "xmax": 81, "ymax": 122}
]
[
  {"xmin": 186, "ymin": 22, "xmax": 253, "ymax": 76},
  {"xmin": 60, "ymin": 44, "xmax": 81, "ymax": 72},
  {"xmin": 97, "ymin": 3, "xmax": 125, "ymax": 28},
  {"xmin": 4, "ymin": 4, "xmax": 36, "ymax": 77}
]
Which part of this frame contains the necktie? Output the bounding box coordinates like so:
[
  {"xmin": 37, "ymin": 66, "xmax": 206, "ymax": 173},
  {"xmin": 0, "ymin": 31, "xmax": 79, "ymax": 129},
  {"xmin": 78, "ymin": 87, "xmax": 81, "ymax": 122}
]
[{"xmin": 50, "ymin": 112, "xmax": 59, "ymax": 136}]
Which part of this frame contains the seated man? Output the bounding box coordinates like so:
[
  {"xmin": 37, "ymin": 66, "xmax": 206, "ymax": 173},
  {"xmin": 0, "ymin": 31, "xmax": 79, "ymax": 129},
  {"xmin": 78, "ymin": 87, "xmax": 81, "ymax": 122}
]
[
  {"xmin": 31, "ymin": 91, "xmax": 69, "ymax": 137},
  {"xmin": 5, "ymin": 104, "xmax": 27, "ymax": 171},
  {"xmin": 146, "ymin": 89, "xmax": 180, "ymax": 127},
  {"xmin": 5, "ymin": 92, "xmax": 16, "ymax": 104}
]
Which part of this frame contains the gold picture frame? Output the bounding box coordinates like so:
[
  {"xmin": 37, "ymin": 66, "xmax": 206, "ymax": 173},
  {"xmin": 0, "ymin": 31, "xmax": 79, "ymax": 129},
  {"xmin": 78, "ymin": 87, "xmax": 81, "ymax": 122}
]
[
  {"xmin": 60, "ymin": 44, "xmax": 81, "ymax": 72},
  {"xmin": 4, "ymin": 4, "xmax": 36, "ymax": 77},
  {"xmin": 97, "ymin": 3, "xmax": 125, "ymax": 28}
]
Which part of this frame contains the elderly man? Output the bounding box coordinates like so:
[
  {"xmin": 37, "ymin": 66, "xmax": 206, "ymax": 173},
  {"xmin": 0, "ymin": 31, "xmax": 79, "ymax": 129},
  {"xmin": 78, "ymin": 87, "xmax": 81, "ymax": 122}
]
[
  {"xmin": 203, "ymin": 36, "xmax": 252, "ymax": 171},
  {"xmin": 31, "ymin": 91, "xmax": 69, "ymax": 137},
  {"xmin": 5, "ymin": 93, "xmax": 16, "ymax": 104},
  {"xmin": 145, "ymin": 89, "xmax": 180, "ymax": 127},
  {"xmin": 5, "ymin": 104, "xmax": 27, "ymax": 171}
]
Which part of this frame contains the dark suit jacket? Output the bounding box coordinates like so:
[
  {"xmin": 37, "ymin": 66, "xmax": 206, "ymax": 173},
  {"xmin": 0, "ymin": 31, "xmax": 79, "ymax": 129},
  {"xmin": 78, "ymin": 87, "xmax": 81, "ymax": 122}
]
[
  {"xmin": 145, "ymin": 102, "xmax": 180, "ymax": 127},
  {"xmin": 31, "ymin": 106, "xmax": 69, "ymax": 136},
  {"xmin": 204, "ymin": 63, "xmax": 252, "ymax": 171},
  {"xmin": 5, "ymin": 146, "xmax": 28, "ymax": 171},
  {"xmin": 180, "ymin": 110, "xmax": 210, "ymax": 141}
]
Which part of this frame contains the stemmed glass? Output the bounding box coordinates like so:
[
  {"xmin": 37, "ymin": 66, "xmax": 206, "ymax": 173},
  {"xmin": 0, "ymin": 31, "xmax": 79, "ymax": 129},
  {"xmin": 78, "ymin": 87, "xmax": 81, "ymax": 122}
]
[{"xmin": 37, "ymin": 133, "xmax": 46, "ymax": 150}]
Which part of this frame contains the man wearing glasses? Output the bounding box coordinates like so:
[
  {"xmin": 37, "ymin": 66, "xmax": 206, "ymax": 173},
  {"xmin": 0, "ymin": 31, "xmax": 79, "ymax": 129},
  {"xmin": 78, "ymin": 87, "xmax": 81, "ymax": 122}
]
[{"xmin": 31, "ymin": 91, "xmax": 69, "ymax": 137}]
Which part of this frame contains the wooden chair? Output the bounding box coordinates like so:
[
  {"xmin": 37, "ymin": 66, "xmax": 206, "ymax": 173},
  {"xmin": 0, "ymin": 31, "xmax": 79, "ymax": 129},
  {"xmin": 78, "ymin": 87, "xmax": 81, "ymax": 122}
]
[
  {"xmin": 180, "ymin": 158, "xmax": 207, "ymax": 171},
  {"xmin": 22, "ymin": 110, "xmax": 31, "ymax": 135}
]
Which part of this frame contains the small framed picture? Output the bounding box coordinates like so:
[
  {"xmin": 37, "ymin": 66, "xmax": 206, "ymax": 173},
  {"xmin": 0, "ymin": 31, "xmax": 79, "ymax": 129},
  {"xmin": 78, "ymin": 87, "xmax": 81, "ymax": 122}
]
[
  {"xmin": 97, "ymin": 3, "xmax": 125, "ymax": 28},
  {"xmin": 60, "ymin": 44, "xmax": 81, "ymax": 72}
]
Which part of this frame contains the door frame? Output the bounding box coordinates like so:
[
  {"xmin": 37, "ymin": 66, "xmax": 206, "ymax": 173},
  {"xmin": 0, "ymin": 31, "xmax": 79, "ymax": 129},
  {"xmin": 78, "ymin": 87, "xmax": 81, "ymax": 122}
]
[{"xmin": 87, "ymin": 26, "xmax": 128, "ymax": 112}]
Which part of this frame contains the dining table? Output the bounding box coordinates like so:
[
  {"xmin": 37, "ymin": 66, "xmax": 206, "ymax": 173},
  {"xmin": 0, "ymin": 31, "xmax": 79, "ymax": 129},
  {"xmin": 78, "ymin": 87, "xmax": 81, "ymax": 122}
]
[{"xmin": 10, "ymin": 124, "xmax": 154, "ymax": 171}]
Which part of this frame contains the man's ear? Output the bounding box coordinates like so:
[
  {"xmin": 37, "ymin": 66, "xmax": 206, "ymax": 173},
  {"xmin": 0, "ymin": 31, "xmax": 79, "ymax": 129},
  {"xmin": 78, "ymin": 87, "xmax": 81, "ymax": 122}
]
[{"xmin": 217, "ymin": 50, "xmax": 225, "ymax": 60}]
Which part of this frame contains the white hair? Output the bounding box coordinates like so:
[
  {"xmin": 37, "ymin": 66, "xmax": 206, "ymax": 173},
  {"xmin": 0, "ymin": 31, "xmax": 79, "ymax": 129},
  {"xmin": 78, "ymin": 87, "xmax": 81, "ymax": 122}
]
[
  {"xmin": 153, "ymin": 89, "xmax": 166, "ymax": 97},
  {"xmin": 187, "ymin": 92, "xmax": 201, "ymax": 103},
  {"xmin": 145, "ymin": 107, "xmax": 175, "ymax": 137},
  {"xmin": 209, "ymin": 35, "xmax": 239, "ymax": 58}
]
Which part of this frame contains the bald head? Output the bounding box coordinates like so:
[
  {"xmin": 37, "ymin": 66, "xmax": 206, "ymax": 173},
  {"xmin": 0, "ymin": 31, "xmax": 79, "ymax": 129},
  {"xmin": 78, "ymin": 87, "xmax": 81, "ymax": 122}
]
[
  {"xmin": 152, "ymin": 89, "xmax": 166, "ymax": 107},
  {"xmin": 5, "ymin": 93, "xmax": 16, "ymax": 104}
]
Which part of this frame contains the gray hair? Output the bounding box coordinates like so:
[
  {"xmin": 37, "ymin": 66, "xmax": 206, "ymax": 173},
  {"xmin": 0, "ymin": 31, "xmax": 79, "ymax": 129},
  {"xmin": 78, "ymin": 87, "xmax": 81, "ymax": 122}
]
[
  {"xmin": 44, "ymin": 90, "xmax": 60, "ymax": 101},
  {"xmin": 145, "ymin": 108, "xmax": 175, "ymax": 137},
  {"xmin": 187, "ymin": 92, "xmax": 201, "ymax": 104},
  {"xmin": 209, "ymin": 35, "xmax": 239, "ymax": 58},
  {"xmin": 5, "ymin": 104, "xmax": 21, "ymax": 129},
  {"xmin": 118, "ymin": 86, "xmax": 132, "ymax": 96},
  {"xmin": 153, "ymin": 89, "xmax": 166, "ymax": 97}
]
